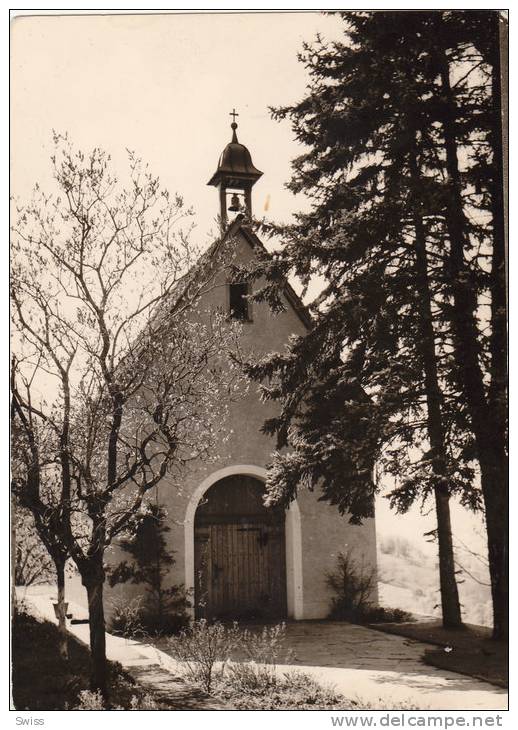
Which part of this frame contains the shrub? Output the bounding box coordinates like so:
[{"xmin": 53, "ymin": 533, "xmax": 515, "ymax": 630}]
[
  {"xmin": 225, "ymin": 623, "xmax": 291, "ymax": 692},
  {"xmin": 75, "ymin": 690, "xmax": 105, "ymax": 710},
  {"xmin": 217, "ymin": 670, "xmax": 425, "ymax": 710},
  {"xmin": 73, "ymin": 690, "xmax": 160, "ymax": 710},
  {"xmin": 225, "ymin": 660, "xmax": 277, "ymax": 693},
  {"xmin": 136, "ymin": 584, "xmax": 191, "ymax": 635},
  {"xmin": 217, "ymin": 670, "xmax": 345, "ymax": 710},
  {"xmin": 167, "ymin": 620, "xmax": 292, "ymax": 694},
  {"xmin": 361, "ymin": 606, "xmax": 413, "ymax": 623},
  {"xmin": 109, "ymin": 596, "xmax": 146, "ymax": 639},
  {"xmin": 327, "ymin": 550, "xmax": 412, "ymax": 624},
  {"xmin": 167, "ymin": 619, "xmax": 242, "ymax": 692},
  {"xmin": 327, "ymin": 550, "xmax": 377, "ymax": 621},
  {"xmin": 128, "ymin": 694, "xmax": 159, "ymax": 710},
  {"xmin": 108, "ymin": 504, "xmax": 191, "ymax": 636},
  {"xmin": 240, "ymin": 622, "xmax": 290, "ymax": 664}
]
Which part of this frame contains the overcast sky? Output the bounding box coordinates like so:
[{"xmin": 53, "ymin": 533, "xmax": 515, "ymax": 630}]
[
  {"xmin": 11, "ymin": 12, "xmax": 345, "ymax": 244},
  {"xmin": 10, "ymin": 11, "xmax": 488, "ymax": 569}
]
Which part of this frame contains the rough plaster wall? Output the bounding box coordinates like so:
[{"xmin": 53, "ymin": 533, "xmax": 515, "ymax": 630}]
[
  {"xmin": 69, "ymin": 228, "xmax": 378, "ymax": 622},
  {"xmin": 297, "ymin": 489, "xmax": 378, "ymax": 618}
]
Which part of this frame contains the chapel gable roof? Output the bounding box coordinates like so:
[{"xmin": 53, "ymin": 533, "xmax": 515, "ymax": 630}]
[{"xmin": 154, "ymin": 215, "xmax": 313, "ymax": 332}]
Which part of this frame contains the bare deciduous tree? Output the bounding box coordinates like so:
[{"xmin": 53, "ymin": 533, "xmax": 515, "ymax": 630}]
[
  {"xmin": 14, "ymin": 504, "xmax": 55, "ymax": 588},
  {"xmin": 11, "ymin": 401, "xmax": 71, "ymax": 659},
  {"xmin": 11, "ymin": 134, "xmax": 242, "ymax": 698}
]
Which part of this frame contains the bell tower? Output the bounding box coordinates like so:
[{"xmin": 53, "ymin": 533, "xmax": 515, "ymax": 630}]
[{"xmin": 208, "ymin": 109, "xmax": 263, "ymax": 229}]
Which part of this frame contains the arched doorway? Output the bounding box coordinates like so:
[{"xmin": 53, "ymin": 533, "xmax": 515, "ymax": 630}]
[{"xmin": 194, "ymin": 474, "xmax": 287, "ymax": 620}]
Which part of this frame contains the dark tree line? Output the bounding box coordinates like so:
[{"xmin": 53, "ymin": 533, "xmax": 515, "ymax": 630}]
[{"xmin": 244, "ymin": 11, "xmax": 507, "ymax": 638}]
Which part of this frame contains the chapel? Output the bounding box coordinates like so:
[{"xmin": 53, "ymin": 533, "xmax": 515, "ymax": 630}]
[
  {"xmin": 145, "ymin": 116, "xmax": 378, "ymax": 620},
  {"xmin": 70, "ymin": 116, "xmax": 378, "ymax": 622}
]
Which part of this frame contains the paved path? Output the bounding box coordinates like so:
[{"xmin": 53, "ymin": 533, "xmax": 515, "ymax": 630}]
[
  {"xmin": 17, "ymin": 586, "xmax": 226, "ymax": 710},
  {"xmin": 18, "ymin": 587, "xmax": 507, "ymax": 711},
  {"xmin": 272, "ymin": 621, "xmax": 508, "ymax": 711}
]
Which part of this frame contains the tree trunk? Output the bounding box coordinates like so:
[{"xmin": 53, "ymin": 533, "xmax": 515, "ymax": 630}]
[
  {"xmin": 156, "ymin": 545, "xmax": 164, "ymax": 631},
  {"xmin": 487, "ymin": 14, "xmax": 507, "ymax": 438},
  {"xmin": 11, "ymin": 489, "xmax": 17, "ymax": 618},
  {"xmin": 56, "ymin": 559, "xmax": 69, "ymax": 660},
  {"xmin": 410, "ymin": 189, "xmax": 462, "ymax": 629},
  {"xmin": 435, "ymin": 41, "xmax": 508, "ymax": 640},
  {"xmin": 433, "ymin": 487, "xmax": 462, "ymax": 627},
  {"xmin": 478, "ymin": 451, "xmax": 508, "ymax": 640},
  {"xmin": 83, "ymin": 562, "xmax": 108, "ymax": 700},
  {"xmin": 485, "ymin": 18, "xmax": 508, "ymax": 641}
]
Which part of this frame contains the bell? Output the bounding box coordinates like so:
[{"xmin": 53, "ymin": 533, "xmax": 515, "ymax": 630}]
[{"xmin": 228, "ymin": 192, "xmax": 241, "ymax": 212}]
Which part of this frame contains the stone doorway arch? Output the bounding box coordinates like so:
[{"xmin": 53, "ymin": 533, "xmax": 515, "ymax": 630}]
[
  {"xmin": 184, "ymin": 465, "xmax": 303, "ymax": 619},
  {"xmin": 194, "ymin": 474, "xmax": 286, "ymax": 619}
]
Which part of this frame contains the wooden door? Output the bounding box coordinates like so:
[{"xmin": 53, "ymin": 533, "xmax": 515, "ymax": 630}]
[{"xmin": 194, "ymin": 476, "xmax": 287, "ymax": 620}]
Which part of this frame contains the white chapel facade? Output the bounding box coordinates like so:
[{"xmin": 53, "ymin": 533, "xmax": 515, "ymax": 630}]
[
  {"xmin": 150, "ymin": 118, "xmax": 377, "ymax": 621},
  {"xmin": 70, "ymin": 118, "xmax": 378, "ymax": 622}
]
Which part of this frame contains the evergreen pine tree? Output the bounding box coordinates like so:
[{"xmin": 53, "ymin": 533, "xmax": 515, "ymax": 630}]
[{"xmin": 244, "ymin": 10, "xmax": 506, "ymax": 635}]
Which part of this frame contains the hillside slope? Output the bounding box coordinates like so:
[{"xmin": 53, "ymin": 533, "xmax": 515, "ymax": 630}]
[{"xmin": 377, "ymin": 535, "xmax": 493, "ymax": 627}]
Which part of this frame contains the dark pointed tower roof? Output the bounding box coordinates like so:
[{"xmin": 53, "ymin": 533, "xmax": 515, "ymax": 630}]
[{"xmin": 207, "ymin": 121, "xmax": 263, "ymax": 188}]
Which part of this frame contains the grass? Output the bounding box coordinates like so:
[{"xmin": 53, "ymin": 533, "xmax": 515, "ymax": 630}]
[
  {"xmin": 11, "ymin": 608, "xmax": 170, "ymax": 709},
  {"xmin": 369, "ymin": 619, "xmax": 508, "ymax": 688},
  {"xmin": 215, "ymin": 670, "xmax": 346, "ymax": 710},
  {"xmin": 215, "ymin": 669, "xmax": 423, "ymax": 710}
]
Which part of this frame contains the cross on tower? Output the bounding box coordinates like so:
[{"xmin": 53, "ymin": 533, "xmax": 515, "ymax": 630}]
[{"xmin": 229, "ymin": 108, "xmax": 239, "ymax": 124}]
